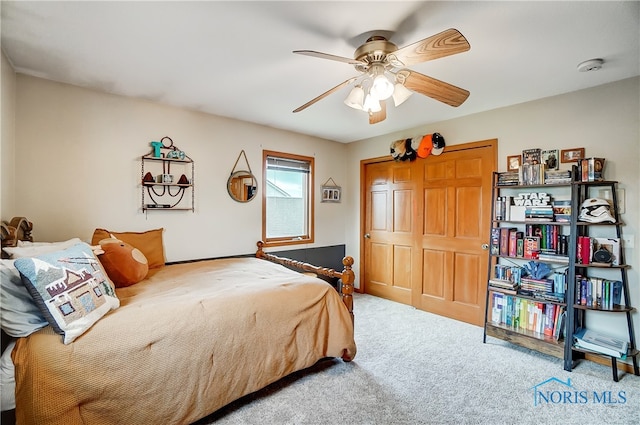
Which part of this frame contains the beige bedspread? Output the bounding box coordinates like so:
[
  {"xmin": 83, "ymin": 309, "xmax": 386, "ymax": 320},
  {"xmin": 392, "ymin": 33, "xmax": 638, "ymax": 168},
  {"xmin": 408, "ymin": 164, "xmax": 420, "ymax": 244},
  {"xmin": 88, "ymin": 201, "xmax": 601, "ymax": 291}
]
[{"xmin": 12, "ymin": 257, "xmax": 356, "ymax": 425}]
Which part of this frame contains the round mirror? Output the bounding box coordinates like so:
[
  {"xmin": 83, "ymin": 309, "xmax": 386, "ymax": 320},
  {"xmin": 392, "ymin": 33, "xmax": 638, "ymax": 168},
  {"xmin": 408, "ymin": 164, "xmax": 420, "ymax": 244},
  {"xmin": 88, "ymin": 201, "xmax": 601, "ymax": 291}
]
[{"xmin": 227, "ymin": 171, "xmax": 258, "ymax": 202}]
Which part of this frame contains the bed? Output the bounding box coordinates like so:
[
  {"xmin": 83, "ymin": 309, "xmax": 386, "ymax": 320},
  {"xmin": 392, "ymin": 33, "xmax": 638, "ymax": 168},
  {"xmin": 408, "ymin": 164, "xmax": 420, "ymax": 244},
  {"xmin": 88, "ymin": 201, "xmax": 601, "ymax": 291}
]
[{"xmin": 0, "ymin": 217, "xmax": 356, "ymax": 425}]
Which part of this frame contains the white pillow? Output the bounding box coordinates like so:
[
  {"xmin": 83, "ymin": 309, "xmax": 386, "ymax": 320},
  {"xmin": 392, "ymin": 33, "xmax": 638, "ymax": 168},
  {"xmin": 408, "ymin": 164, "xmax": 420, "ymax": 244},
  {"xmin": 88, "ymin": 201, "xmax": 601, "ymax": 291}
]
[
  {"xmin": 0, "ymin": 341, "xmax": 16, "ymax": 411},
  {"xmin": 2, "ymin": 238, "xmax": 82, "ymax": 258},
  {"xmin": 0, "ymin": 260, "xmax": 48, "ymax": 337}
]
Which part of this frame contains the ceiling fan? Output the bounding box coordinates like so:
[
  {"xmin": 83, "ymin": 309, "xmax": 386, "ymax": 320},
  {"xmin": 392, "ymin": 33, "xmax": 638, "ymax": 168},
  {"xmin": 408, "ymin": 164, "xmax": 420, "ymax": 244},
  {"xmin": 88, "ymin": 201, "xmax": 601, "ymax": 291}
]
[{"xmin": 293, "ymin": 28, "xmax": 471, "ymax": 124}]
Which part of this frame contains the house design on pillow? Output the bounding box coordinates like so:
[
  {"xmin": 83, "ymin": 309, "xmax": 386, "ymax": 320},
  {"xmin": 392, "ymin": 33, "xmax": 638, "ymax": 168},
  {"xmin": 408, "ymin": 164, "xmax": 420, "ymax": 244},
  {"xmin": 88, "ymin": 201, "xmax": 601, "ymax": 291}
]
[
  {"xmin": 32, "ymin": 257, "xmax": 112, "ymax": 326},
  {"xmin": 46, "ymin": 268, "xmax": 106, "ymax": 323}
]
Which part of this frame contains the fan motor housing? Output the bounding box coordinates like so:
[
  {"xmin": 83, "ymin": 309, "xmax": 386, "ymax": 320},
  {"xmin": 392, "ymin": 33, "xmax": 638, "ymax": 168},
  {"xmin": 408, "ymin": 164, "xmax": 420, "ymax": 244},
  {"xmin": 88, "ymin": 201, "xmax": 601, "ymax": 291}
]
[{"xmin": 354, "ymin": 36, "xmax": 398, "ymax": 65}]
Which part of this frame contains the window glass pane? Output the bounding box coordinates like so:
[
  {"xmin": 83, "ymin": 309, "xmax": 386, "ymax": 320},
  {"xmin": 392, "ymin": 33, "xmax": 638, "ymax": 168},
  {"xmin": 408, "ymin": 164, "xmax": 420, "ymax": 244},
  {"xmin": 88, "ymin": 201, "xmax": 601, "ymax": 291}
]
[{"xmin": 263, "ymin": 152, "xmax": 313, "ymax": 244}]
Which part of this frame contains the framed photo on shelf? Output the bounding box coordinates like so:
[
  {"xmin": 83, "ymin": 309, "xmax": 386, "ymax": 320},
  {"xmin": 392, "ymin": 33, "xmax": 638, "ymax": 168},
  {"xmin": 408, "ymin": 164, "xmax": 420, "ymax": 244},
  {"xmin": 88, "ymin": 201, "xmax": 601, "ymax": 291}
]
[
  {"xmin": 541, "ymin": 149, "xmax": 559, "ymax": 170},
  {"xmin": 522, "ymin": 148, "xmax": 541, "ymax": 165},
  {"xmin": 560, "ymin": 148, "xmax": 585, "ymax": 163},
  {"xmin": 507, "ymin": 155, "xmax": 521, "ymax": 171}
]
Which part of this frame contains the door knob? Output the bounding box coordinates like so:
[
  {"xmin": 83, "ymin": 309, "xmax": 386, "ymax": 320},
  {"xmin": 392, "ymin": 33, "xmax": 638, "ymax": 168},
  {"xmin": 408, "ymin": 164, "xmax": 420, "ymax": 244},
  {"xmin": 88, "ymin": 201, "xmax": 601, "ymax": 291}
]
[
  {"xmin": 481, "ymin": 243, "xmax": 489, "ymax": 250},
  {"xmin": 364, "ymin": 233, "xmax": 371, "ymax": 239}
]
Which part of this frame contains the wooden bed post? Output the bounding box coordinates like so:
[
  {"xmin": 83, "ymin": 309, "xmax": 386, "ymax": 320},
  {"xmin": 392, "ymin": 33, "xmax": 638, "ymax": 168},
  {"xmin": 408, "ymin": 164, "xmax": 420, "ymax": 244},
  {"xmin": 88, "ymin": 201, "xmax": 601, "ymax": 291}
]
[
  {"xmin": 256, "ymin": 241, "xmax": 354, "ymax": 323},
  {"xmin": 339, "ymin": 256, "xmax": 355, "ymax": 324}
]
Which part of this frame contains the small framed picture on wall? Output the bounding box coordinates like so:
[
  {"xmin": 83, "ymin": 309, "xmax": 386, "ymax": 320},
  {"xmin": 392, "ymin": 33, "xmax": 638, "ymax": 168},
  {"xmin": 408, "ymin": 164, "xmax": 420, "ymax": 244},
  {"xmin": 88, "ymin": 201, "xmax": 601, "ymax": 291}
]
[
  {"xmin": 507, "ymin": 155, "xmax": 521, "ymax": 171},
  {"xmin": 541, "ymin": 149, "xmax": 559, "ymax": 170},
  {"xmin": 560, "ymin": 148, "xmax": 585, "ymax": 163}
]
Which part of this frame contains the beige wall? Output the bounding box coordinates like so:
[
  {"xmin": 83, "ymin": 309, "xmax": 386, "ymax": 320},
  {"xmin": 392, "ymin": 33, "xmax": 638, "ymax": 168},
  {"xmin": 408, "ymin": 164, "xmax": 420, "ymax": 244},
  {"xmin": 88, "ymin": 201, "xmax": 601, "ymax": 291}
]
[
  {"xmin": 12, "ymin": 75, "xmax": 349, "ymax": 261},
  {"xmin": 1, "ymin": 50, "xmax": 16, "ymax": 219},
  {"xmin": 345, "ymin": 76, "xmax": 639, "ymax": 339},
  {"xmin": 5, "ymin": 63, "xmax": 639, "ymax": 339}
]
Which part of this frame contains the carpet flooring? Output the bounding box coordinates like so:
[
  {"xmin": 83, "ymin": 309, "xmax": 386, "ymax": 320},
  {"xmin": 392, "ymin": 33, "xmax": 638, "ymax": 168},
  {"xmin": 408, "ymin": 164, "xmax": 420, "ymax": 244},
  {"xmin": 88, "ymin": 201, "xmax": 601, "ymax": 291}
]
[{"xmin": 195, "ymin": 293, "xmax": 640, "ymax": 424}]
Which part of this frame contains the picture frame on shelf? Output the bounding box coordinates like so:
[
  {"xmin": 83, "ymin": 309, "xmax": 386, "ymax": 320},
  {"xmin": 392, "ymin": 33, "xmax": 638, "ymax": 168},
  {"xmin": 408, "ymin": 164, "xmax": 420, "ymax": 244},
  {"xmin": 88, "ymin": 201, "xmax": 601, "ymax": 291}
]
[
  {"xmin": 541, "ymin": 149, "xmax": 559, "ymax": 170},
  {"xmin": 522, "ymin": 148, "xmax": 541, "ymax": 165},
  {"xmin": 507, "ymin": 155, "xmax": 521, "ymax": 171},
  {"xmin": 560, "ymin": 148, "xmax": 585, "ymax": 163}
]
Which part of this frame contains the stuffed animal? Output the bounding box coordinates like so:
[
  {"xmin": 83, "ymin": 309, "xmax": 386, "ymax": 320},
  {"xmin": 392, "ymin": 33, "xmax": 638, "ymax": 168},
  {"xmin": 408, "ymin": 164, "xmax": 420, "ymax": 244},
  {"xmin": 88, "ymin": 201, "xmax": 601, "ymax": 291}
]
[{"xmin": 96, "ymin": 237, "xmax": 149, "ymax": 287}]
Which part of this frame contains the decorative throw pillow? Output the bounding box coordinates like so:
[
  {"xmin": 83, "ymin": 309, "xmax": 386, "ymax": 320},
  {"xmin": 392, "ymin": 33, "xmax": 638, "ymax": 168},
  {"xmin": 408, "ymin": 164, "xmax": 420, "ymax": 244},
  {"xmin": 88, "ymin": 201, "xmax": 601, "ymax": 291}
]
[
  {"xmin": 91, "ymin": 228, "xmax": 165, "ymax": 269},
  {"xmin": 14, "ymin": 242, "xmax": 120, "ymax": 344},
  {"xmin": 97, "ymin": 238, "xmax": 149, "ymax": 287},
  {"xmin": 0, "ymin": 260, "xmax": 48, "ymax": 337}
]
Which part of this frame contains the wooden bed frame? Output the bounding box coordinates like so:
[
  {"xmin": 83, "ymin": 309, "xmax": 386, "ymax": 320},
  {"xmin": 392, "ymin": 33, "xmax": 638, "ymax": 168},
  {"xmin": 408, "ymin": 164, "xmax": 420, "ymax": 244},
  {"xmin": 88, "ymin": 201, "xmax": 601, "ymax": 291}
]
[
  {"xmin": 256, "ymin": 240, "xmax": 355, "ymax": 323},
  {"xmin": 0, "ymin": 217, "xmax": 33, "ymax": 258}
]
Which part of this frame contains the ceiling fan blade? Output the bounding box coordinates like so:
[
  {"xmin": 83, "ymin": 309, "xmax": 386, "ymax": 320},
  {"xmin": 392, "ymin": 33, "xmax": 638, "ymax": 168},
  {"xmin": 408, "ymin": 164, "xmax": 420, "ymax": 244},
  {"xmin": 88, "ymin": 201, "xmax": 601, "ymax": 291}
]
[
  {"xmin": 403, "ymin": 70, "xmax": 469, "ymax": 107},
  {"xmin": 293, "ymin": 50, "xmax": 365, "ymax": 65},
  {"xmin": 369, "ymin": 100, "xmax": 387, "ymax": 124},
  {"xmin": 293, "ymin": 77, "xmax": 359, "ymax": 113},
  {"xmin": 388, "ymin": 28, "xmax": 470, "ymax": 67}
]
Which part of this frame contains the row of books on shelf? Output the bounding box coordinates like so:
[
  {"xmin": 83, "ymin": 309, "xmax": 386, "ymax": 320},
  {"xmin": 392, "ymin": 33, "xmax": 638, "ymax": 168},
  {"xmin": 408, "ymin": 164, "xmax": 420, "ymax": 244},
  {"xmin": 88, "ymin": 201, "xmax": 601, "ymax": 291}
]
[
  {"xmin": 489, "ymin": 278, "xmax": 566, "ymax": 303},
  {"xmin": 490, "ymin": 226, "xmax": 569, "ymax": 261},
  {"xmin": 490, "ymin": 292, "xmax": 566, "ymax": 340},
  {"xmin": 575, "ymin": 276, "xmax": 622, "ymax": 309},
  {"xmin": 495, "ymin": 195, "xmax": 571, "ymax": 223},
  {"xmin": 497, "ymin": 157, "xmax": 606, "ymax": 186},
  {"xmin": 497, "ymin": 168, "xmax": 573, "ymax": 186},
  {"xmin": 573, "ymin": 328, "xmax": 628, "ymax": 358},
  {"xmin": 576, "ymin": 158, "xmax": 605, "ymax": 182},
  {"xmin": 491, "ymin": 230, "xmax": 621, "ymax": 266}
]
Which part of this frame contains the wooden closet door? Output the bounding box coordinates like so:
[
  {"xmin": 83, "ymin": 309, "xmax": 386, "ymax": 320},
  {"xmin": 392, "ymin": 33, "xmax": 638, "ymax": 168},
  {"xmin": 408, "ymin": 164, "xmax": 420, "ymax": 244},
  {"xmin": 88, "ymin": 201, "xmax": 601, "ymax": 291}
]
[
  {"xmin": 361, "ymin": 140, "xmax": 496, "ymax": 326},
  {"xmin": 362, "ymin": 159, "xmax": 419, "ymax": 305},
  {"xmin": 413, "ymin": 140, "xmax": 496, "ymax": 325}
]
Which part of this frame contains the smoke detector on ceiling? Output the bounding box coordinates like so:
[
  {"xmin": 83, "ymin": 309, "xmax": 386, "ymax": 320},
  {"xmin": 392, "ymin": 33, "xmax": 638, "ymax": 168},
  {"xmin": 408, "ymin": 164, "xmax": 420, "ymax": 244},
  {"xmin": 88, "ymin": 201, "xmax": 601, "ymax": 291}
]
[{"xmin": 577, "ymin": 58, "xmax": 604, "ymax": 72}]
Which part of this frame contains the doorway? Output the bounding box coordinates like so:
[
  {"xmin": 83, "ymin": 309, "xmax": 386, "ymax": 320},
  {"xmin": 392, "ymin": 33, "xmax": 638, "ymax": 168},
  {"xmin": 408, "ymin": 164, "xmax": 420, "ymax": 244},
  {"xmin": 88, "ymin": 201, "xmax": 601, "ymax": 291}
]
[{"xmin": 360, "ymin": 139, "xmax": 497, "ymax": 326}]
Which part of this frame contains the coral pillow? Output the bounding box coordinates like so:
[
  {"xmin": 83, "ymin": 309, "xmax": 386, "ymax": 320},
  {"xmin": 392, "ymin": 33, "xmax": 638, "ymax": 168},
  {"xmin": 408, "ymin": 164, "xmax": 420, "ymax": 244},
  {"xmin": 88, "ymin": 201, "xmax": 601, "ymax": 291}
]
[
  {"xmin": 91, "ymin": 228, "xmax": 165, "ymax": 270},
  {"xmin": 97, "ymin": 238, "xmax": 149, "ymax": 287}
]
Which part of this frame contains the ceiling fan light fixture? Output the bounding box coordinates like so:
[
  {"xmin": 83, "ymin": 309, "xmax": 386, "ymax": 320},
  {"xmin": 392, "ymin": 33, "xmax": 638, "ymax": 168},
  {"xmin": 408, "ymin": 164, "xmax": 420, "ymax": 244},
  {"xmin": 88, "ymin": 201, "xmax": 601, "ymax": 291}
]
[
  {"xmin": 363, "ymin": 93, "xmax": 381, "ymax": 113},
  {"xmin": 370, "ymin": 73, "xmax": 394, "ymax": 100},
  {"xmin": 344, "ymin": 86, "xmax": 365, "ymax": 110},
  {"xmin": 392, "ymin": 82, "xmax": 413, "ymax": 107}
]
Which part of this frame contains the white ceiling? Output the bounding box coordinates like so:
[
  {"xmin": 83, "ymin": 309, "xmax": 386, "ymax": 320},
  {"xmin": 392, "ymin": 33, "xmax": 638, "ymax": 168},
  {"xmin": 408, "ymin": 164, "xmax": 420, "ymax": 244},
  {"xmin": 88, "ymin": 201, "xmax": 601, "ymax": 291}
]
[{"xmin": 2, "ymin": 1, "xmax": 639, "ymax": 143}]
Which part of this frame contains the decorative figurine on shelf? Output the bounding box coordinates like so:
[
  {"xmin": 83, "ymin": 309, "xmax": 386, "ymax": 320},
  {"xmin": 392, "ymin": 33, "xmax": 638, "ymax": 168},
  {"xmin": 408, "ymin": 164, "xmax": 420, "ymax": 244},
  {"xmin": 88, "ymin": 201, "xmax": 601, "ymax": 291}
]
[
  {"xmin": 151, "ymin": 141, "xmax": 163, "ymax": 158},
  {"xmin": 166, "ymin": 150, "xmax": 186, "ymax": 160}
]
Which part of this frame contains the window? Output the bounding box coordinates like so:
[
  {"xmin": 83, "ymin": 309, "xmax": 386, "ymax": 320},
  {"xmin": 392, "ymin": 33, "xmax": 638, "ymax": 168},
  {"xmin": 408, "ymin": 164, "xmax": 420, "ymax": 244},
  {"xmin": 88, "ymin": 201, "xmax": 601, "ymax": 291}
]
[{"xmin": 262, "ymin": 150, "xmax": 314, "ymax": 246}]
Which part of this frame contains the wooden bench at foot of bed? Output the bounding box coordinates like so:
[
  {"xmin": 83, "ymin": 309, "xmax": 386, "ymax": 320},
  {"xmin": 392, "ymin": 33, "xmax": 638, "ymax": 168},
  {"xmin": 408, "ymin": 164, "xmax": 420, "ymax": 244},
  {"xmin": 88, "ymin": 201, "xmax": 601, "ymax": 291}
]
[{"xmin": 256, "ymin": 240, "xmax": 354, "ymax": 323}]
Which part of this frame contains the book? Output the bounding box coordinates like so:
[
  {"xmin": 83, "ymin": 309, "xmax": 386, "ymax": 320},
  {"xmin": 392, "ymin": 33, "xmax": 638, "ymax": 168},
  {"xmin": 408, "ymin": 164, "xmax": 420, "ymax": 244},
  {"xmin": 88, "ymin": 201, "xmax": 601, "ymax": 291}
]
[
  {"xmin": 508, "ymin": 229, "xmax": 518, "ymax": 257},
  {"xmin": 490, "ymin": 228, "xmax": 500, "ymax": 255},
  {"xmin": 500, "ymin": 228, "xmax": 516, "ymax": 256},
  {"xmin": 553, "ymin": 307, "xmax": 567, "ymax": 341},
  {"xmin": 523, "ymin": 236, "xmax": 540, "ymax": 259},
  {"xmin": 574, "ymin": 328, "xmax": 628, "ymax": 358}
]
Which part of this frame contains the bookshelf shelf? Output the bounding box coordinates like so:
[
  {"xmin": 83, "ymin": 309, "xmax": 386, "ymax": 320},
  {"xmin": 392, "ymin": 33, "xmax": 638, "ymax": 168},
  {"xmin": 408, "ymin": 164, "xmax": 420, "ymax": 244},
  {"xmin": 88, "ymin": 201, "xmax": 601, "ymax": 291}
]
[
  {"xmin": 485, "ymin": 323, "xmax": 564, "ymax": 358},
  {"xmin": 573, "ymin": 304, "xmax": 634, "ymax": 313},
  {"xmin": 484, "ymin": 168, "xmax": 639, "ymax": 381}
]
